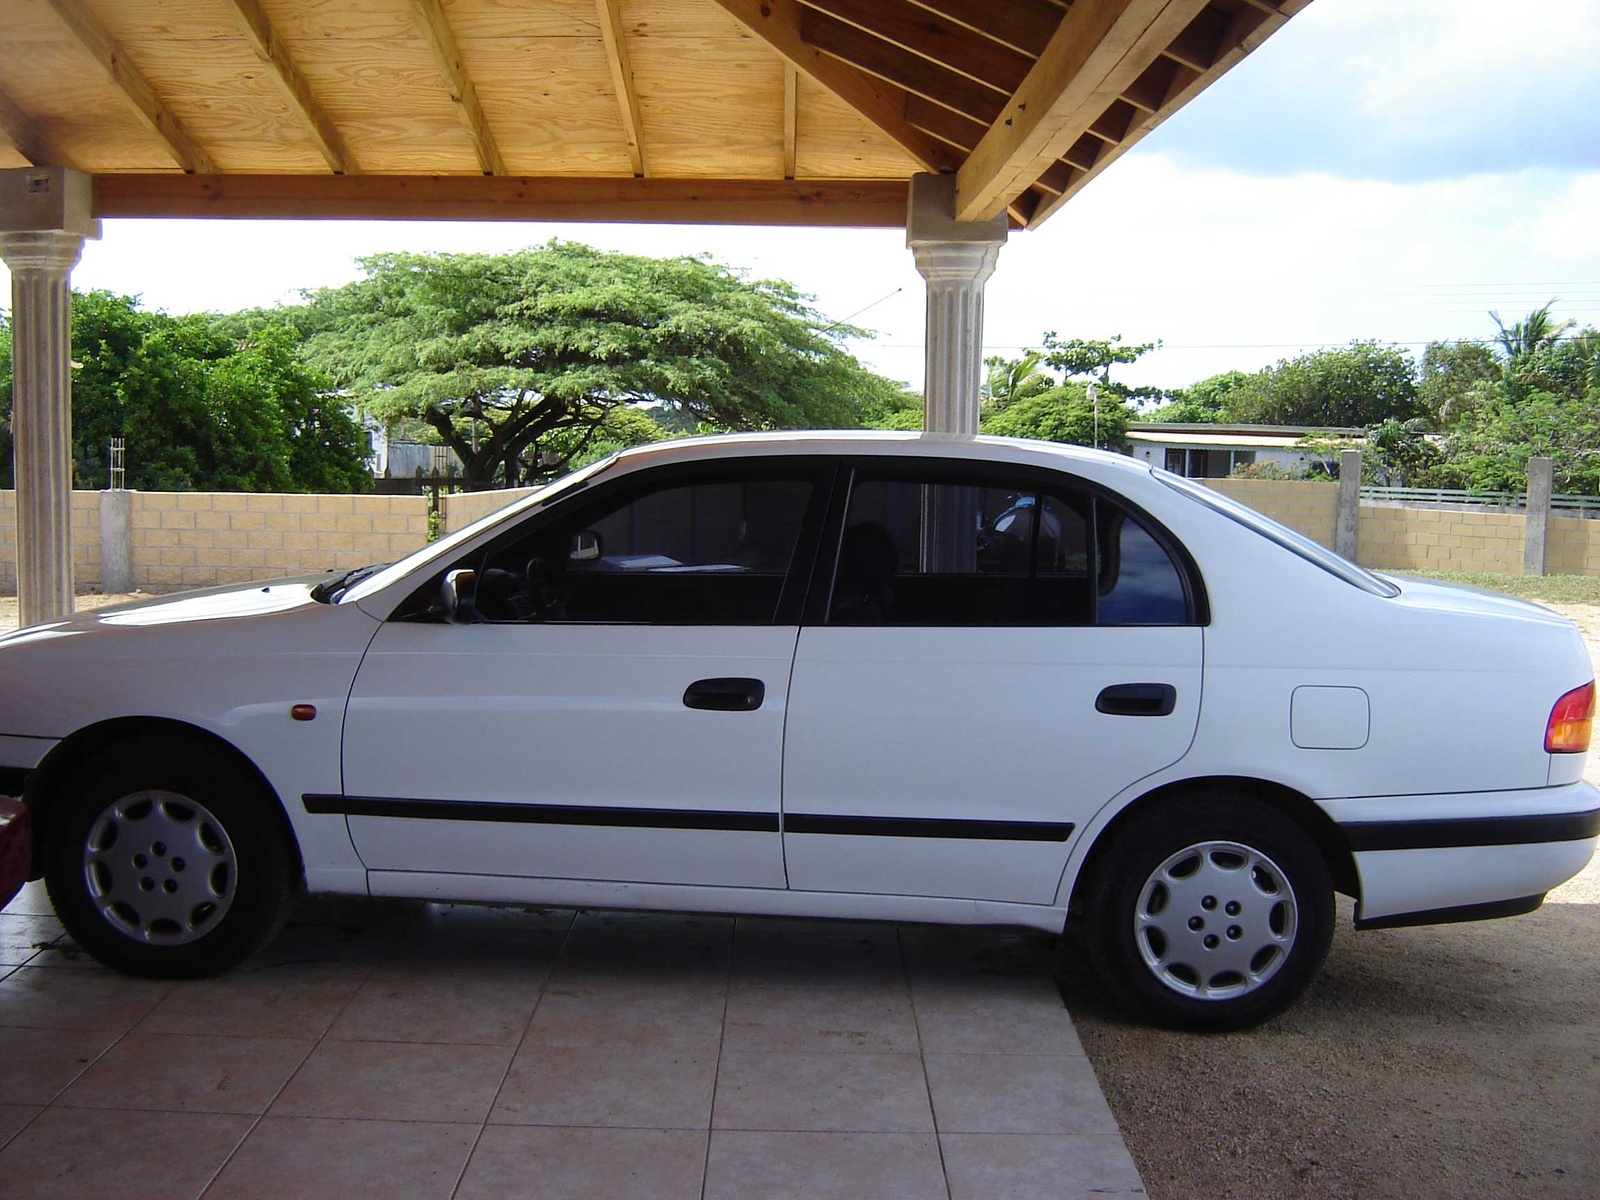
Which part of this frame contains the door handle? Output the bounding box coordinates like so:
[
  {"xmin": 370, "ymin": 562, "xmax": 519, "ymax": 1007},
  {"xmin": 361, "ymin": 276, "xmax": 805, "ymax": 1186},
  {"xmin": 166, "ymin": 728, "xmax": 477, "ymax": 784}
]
[
  {"xmin": 1096, "ymin": 683, "xmax": 1176, "ymax": 717},
  {"xmin": 684, "ymin": 677, "xmax": 765, "ymax": 712}
]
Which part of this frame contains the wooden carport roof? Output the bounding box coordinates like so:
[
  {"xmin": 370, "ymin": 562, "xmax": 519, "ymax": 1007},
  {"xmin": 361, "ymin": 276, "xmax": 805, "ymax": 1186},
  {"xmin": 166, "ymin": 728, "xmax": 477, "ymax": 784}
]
[{"xmin": 0, "ymin": 0, "xmax": 1308, "ymax": 227}]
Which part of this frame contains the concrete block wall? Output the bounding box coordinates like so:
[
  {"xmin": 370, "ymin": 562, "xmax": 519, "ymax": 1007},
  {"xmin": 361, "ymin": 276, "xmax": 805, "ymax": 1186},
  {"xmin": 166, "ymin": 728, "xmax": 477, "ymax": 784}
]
[
  {"xmin": 1546, "ymin": 516, "xmax": 1600, "ymax": 576},
  {"xmin": 1206, "ymin": 479, "xmax": 1340, "ymax": 550},
  {"xmin": 1357, "ymin": 505, "xmax": 1524, "ymax": 574},
  {"xmin": 127, "ymin": 492, "xmax": 430, "ymax": 590},
  {"xmin": 439, "ymin": 486, "xmax": 539, "ymax": 535}
]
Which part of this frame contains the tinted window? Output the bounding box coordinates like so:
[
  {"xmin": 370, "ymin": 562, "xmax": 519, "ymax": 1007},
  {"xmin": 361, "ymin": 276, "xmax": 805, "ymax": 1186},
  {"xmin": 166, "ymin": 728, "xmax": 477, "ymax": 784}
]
[
  {"xmin": 829, "ymin": 471, "xmax": 1190, "ymax": 628},
  {"xmin": 468, "ymin": 476, "xmax": 813, "ymax": 625}
]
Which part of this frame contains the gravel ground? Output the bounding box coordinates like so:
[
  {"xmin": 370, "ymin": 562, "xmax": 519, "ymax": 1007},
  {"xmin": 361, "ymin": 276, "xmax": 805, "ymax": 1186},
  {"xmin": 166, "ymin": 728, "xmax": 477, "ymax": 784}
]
[{"xmin": 1068, "ymin": 601, "xmax": 1600, "ymax": 1200}]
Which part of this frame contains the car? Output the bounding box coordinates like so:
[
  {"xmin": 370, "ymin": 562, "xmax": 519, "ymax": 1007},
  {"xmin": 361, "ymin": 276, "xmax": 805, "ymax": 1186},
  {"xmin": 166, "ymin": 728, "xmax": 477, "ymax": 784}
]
[{"xmin": 2, "ymin": 431, "xmax": 1596, "ymax": 1028}]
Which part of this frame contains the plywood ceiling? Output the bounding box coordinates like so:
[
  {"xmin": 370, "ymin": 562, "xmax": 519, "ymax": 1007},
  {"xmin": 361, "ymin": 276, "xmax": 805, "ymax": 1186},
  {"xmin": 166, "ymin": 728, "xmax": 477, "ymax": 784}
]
[{"xmin": 0, "ymin": 0, "xmax": 1310, "ymax": 227}]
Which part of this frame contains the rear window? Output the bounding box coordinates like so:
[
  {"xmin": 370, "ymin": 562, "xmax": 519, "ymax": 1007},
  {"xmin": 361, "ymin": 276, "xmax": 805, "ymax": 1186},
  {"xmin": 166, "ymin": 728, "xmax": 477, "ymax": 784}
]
[{"xmin": 1157, "ymin": 470, "xmax": 1399, "ymax": 599}]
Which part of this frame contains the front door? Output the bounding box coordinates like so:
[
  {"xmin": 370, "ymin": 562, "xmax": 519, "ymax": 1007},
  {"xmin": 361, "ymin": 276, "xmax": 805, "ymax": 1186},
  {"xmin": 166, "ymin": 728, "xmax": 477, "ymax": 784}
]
[{"xmin": 339, "ymin": 465, "xmax": 826, "ymax": 889}]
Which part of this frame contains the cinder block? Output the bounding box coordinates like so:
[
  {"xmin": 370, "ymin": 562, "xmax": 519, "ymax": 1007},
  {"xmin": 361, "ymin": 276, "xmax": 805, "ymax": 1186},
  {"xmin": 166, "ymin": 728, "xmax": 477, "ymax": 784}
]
[
  {"xmin": 264, "ymin": 514, "xmax": 299, "ymax": 532},
  {"xmin": 160, "ymin": 510, "xmax": 197, "ymax": 530},
  {"xmin": 315, "ymin": 495, "xmax": 356, "ymax": 515},
  {"xmin": 245, "ymin": 494, "xmax": 285, "ymax": 512},
  {"xmin": 177, "ymin": 529, "xmax": 215, "ymax": 549},
  {"xmin": 212, "ymin": 493, "xmax": 248, "ymax": 513},
  {"xmin": 195, "ymin": 511, "xmax": 231, "ymax": 531},
  {"xmin": 301, "ymin": 514, "xmax": 338, "ymax": 534},
  {"xmin": 140, "ymin": 493, "xmax": 178, "ymax": 511}
]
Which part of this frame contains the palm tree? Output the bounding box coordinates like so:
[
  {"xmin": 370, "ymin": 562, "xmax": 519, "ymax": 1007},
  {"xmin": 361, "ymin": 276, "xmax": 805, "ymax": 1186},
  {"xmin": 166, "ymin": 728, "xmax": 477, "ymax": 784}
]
[
  {"xmin": 1489, "ymin": 302, "xmax": 1574, "ymax": 398},
  {"xmin": 980, "ymin": 351, "xmax": 1051, "ymax": 410}
]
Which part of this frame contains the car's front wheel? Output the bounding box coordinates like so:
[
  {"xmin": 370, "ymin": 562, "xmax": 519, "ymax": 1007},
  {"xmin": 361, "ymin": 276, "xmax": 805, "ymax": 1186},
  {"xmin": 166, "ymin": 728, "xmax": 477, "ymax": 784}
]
[
  {"xmin": 43, "ymin": 736, "xmax": 298, "ymax": 977},
  {"xmin": 1083, "ymin": 793, "xmax": 1334, "ymax": 1031}
]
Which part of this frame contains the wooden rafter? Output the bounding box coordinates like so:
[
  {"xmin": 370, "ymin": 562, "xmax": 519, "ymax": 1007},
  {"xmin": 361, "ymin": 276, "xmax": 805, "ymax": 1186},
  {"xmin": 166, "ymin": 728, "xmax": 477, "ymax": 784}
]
[
  {"xmin": 43, "ymin": 0, "xmax": 216, "ymax": 174},
  {"xmin": 0, "ymin": 88, "xmax": 73, "ymax": 169},
  {"xmin": 709, "ymin": 0, "xmax": 958, "ymax": 173},
  {"xmin": 802, "ymin": 0, "xmax": 1035, "ymax": 95},
  {"xmin": 595, "ymin": 0, "xmax": 647, "ymax": 177},
  {"xmin": 410, "ymin": 0, "xmax": 506, "ymax": 176},
  {"xmin": 91, "ymin": 174, "xmax": 909, "ymax": 227},
  {"xmin": 222, "ymin": 0, "xmax": 358, "ymax": 175},
  {"xmin": 903, "ymin": 0, "xmax": 1066, "ymax": 57},
  {"xmin": 802, "ymin": 10, "xmax": 1008, "ymax": 123},
  {"xmin": 954, "ymin": 0, "xmax": 1209, "ymax": 222},
  {"xmin": 1025, "ymin": 0, "xmax": 1308, "ymax": 227},
  {"xmin": 783, "ymin": 65, "xmax": 798, "ymax": 180}
]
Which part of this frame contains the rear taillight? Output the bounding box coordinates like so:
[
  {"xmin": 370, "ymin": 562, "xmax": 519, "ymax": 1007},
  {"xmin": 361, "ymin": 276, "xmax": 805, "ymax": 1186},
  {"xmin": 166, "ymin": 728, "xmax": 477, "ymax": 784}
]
[{"xmin": 1546, "ymin": 682, "xmax": 1595, "ymax": 754}]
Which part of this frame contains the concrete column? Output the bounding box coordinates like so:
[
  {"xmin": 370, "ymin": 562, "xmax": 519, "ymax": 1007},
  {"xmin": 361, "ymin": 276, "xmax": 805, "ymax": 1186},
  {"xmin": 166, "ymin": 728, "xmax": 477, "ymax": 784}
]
[
  {"xmin": 1, "ymin": 167, "xmax": 99, "ymax": 627},
  {"xmin": 906, "ymin": 173, "xmax": 1007, "ymax": 435},
  {"xmin": 1336, "ymin": 449, "xmax": 1361, "ymax": 561},
  {"xmin": 1524, "ymin": 455, "xmax": 1553, "ymax": 577},
  {"xmin": 100, "ymin": 488, "xmax": 133, "ymax": 594}
]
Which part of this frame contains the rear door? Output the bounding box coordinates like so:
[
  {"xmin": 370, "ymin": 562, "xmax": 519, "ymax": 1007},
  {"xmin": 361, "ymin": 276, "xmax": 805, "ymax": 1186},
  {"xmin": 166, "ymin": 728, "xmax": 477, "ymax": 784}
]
[{"xmin": 781, "ymin": 462, "xmax": 1204, "ymax": 904}]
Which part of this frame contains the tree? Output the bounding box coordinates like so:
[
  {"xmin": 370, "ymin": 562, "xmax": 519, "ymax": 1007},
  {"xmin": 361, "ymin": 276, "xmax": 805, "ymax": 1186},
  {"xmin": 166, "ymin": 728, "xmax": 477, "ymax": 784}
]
[
  {"xmin": 1039, "ymin": 332, "xmax": 1164, "ymax": 405},
  {"xmin": 980, "ymin": 351, "xmax": 1051, "ymax": 409},
  {"xmin": 1147, "ymin": 370, "xmax": 1251, "ymax": 423},
  {"xmin": 283, "ymin": 243, "xmax": 897, "ymax": 485},
  {"xmin": 1, "ymin": 292, "xmax": 370, "ymax": 492},
  {"xmin": 1418, "ymin": 339, "xmax": 1498, "ymax": 427},
  {"xmin": 980, "ymin": 382, "xmax": 1133, "ymax": 451},
  {"xmin": 1222, "ymin": 341, "xmax": 1421, "ymax": 427}
]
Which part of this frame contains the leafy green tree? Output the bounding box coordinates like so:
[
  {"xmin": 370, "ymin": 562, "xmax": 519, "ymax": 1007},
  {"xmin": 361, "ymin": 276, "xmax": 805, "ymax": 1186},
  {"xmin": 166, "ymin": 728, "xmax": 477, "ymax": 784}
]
[
  {"xmin": 980, "ymin": 351, "xmax": 1051, "ymax": 409},
  {"xmin": 980, "ymin": 382, "xmax": 1133, "ymax": 451},
  {"xmin": 281, "ymin": 243, "xmax": 895, "ymax": 485},
  {"xmin": 1147, "ymin": 370, "xmax": 1251, "ymax": 423},
  {"xmin": 1418, "ymin": 339, "xmax": 1498, "ymax": 427},
  {"xmin": 1222, "ymin": 341, "xmax": 1421, "ymax": 427},
  {"xmin": 1039, "ymin": 332, "xmax": 1164, "ymax": 405},
  {"xmin": 1444, "ymin": 387, "xmax": 1600, "ymax": 494}
]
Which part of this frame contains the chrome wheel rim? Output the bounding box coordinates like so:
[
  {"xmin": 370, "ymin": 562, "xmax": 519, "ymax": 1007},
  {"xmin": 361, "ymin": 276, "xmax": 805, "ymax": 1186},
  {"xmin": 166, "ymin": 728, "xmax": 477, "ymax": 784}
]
[
  {"xmin": 82, "ymin": 790, "xmax": 238, "ymax": 945},
  {"xmin": 1134, "ymin": 840, "xmax": 1297, "ymax": 1001}
]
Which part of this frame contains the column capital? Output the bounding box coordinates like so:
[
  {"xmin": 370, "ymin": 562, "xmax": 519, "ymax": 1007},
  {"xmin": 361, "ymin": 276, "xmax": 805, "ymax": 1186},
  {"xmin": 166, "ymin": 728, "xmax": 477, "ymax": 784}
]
[
  {"xmin": 0, "ymin": 228, "xmax": 89, "ymax": 275},
  {"xmin": 1, "ymin": 166, "xmax": 99, "ymax": 238},
  {"xmin": 906, "ymin": 173, "xmax": 1007, "ymax": 256}
]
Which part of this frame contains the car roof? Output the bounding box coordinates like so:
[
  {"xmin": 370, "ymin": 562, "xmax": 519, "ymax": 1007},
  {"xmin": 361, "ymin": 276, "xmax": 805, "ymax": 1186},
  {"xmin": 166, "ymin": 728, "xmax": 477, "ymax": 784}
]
[{"xmin": 606, "ymin": 430, "xmax": 1157, "ymax": 482}]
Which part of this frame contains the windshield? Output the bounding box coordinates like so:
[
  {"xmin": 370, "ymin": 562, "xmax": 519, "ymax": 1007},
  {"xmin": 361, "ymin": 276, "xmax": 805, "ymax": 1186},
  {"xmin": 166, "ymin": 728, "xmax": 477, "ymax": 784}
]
[
  {"xmin": 340, "ymin": 455, "xmax": 620, "ymax": 605},
  {"xmin": 1156, "ymin": 469, "xmax": 1400, "ymax": 599}
]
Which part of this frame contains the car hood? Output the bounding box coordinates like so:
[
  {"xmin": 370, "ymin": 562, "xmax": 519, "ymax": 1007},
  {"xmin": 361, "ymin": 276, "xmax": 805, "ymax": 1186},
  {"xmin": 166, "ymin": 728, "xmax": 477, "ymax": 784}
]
[{"xmin": 0, "ymin": 576, "xmax": 330, "ymax": 646}]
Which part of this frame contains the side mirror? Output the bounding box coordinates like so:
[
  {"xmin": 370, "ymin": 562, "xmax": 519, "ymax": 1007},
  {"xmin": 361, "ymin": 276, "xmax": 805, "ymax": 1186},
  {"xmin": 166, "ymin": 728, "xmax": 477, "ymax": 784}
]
[
  {"xmin": 570, "ymin": 530, "xmax": 602, "ymax": 563},
  {"xmin": 441, "ymin": 568, "xmax": 477, "ymax": 623}
]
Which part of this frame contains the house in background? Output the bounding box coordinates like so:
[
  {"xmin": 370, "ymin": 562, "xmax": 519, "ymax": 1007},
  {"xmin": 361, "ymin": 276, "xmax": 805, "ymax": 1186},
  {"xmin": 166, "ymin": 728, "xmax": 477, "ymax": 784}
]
[{"xmin": 1126, "ymin": 424, "xmax": 1362, "ymax": 478}]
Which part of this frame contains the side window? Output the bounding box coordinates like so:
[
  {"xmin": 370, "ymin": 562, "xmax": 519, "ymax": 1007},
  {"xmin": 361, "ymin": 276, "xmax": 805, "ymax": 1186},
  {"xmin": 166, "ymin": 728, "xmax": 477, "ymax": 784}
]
[
  {"xmin": 562, "ymin": 478, "xmax": 813, "ymax": 624},
  {"xmin": 828, "ymin": 471, "xmax": 1191, "ymax": 628}
]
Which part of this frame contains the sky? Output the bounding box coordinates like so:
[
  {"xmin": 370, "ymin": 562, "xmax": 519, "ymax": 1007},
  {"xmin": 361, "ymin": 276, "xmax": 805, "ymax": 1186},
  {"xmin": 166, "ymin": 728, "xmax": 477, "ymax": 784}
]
[{"xmin": 5, "ymin": 0, "xmax": 1600, "ymax": 396}]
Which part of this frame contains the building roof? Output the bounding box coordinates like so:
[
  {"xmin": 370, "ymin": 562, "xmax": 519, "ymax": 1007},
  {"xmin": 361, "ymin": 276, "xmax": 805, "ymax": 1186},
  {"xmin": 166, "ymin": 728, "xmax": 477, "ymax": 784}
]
[
  {"xmin": 1128, "ymin": 423, "xmax": 1363, "ymax": 449},
  {"xmin": 0, "ymin": 0, "xmax": 1312, "ymax": 227}
]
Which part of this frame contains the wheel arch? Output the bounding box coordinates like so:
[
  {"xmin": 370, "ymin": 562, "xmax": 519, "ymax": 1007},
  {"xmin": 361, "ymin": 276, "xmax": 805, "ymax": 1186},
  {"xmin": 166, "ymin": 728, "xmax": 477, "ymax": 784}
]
[
  {"xmin": 1066, "ymin": 775, "xmax": 1359, "ymax": 925},
  {"xmin": 25, "ymin": 716, "xmax": 304, "ymax": 882}
]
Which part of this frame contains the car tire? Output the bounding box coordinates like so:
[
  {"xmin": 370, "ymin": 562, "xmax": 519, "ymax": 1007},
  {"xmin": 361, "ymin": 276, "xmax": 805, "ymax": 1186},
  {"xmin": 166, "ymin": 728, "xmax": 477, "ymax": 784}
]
[
  {"xmin": 42, "ymin": 736, "xmax": 298, "ymax": 978},
  {"xmin": 1083, "ymin": 792, "xmax": 1334, "ymax": 1031}
]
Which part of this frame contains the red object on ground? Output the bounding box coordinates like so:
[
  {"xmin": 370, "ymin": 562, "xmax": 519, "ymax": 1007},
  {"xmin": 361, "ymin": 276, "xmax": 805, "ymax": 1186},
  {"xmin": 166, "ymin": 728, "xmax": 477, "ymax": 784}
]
[{"xmin": 0, "ymin": 795, "xmax": 31, "ymax": 911}]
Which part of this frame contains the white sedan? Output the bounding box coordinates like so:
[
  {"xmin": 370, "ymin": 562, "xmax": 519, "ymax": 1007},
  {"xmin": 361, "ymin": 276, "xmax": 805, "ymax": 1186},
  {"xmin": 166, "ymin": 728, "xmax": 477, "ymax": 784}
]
[{"xmin": 3, "ymin": 432, "xmax": 1596, "ymax": 1029}]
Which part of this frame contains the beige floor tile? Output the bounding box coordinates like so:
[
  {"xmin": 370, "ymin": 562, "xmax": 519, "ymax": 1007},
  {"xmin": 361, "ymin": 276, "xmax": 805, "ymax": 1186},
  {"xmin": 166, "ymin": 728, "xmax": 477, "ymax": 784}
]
[
  {"xmin": 912, "ymin": 978, "xmax": 1085, "ymax": 1055},
  {"xmin": 0, "ymin": 913, "xmax": 62, "ymax": 966},
  {"xmin": 457, "ymin": 1126, "xmax": 708, "ymax": 1200},
  {"xmin": 0, "ymin": 1026, "xmax": 123, "ymax": 1104},
  {"xmin": 526, "ymin": 979, "xmax": 727, "ymax": 1050},
  {"xmin": 549, "ymin": 932, "xmax": 731, "ymax": 986},
  {"xmin": 731, "ymin": 933, "xmax": 905, "ymax": 989},
  {"xmin": 704, "ymin": 1130, "xmax": 948, "ymax": 1200},
  {"xmin": 940, "ymin": 1132, "xmax": 1146, "ymax": 1199},
  {"xmin": 20, "ymin": 941, "xmax": 108, "ymax": 969},
  {"xmin": 58, "ymin": 1032, "xmax": 314, "ymax": 1115},
  {"xmin": 0, "ymin": 965, "xmax": 173, "ymax": 1032},
  {"xmin": 724, "ymin": 982, "xmax": 921, "ymax": 1054},
  {"xmin": 900, "ymin": 929, "xmax": 1063, "ymax": 979},
  {"xmin": 327, "ymin": 962, "xmax": 547, "ymax": 1046},
  {"xmin": 0, "ymin": 881, "xmax": 56, "ymax": 917},
  {"xmin": 713, "ymin": 1050, "xmax": 935, "ymax": 1133},
  {"xmin": 0, "ymin": 1103, "xmax": 39, "ymax": 1149},
  {"xmin": 136, "ymin": 963, "xmax": 364, "ymax": 1038},
  {"xmin": 0, "ymin": 1105, "xmax": 251, "ymax": 1200},
  {"xmin": 205, "ymin": 1116, "xmax": 476, "ymax": 1200},
  {"xmin": 492, "ymin": 1043, "xmax": 716, "ymax": 1129},
  {"xmin": 247, "ymin": 920, "xmax": 400, "ymax": 968},
  {"xmin": 924, "ymin": 1053, "xmax": 1119, "ymax": 1136},
  {"xmin": 270, "ymin": 1038, "xmax": 513, "ymax": 1123}
]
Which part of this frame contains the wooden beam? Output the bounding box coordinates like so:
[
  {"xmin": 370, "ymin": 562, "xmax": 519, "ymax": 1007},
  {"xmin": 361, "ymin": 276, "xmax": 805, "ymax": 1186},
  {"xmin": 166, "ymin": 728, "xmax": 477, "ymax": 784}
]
[
  {"xmin": 904, "ymin": 94, "xmax": 988, "ymax": 150},
  {"xmin": 709, "ymin": 0, "xmax": 958, "ymax": 172},
  {"xmin": 803, "ymin": 9, "xmax": 1008, "ymax": 123},
  {"xmin": 410, "ymin": 0, "xmax": 506, "ymax": 176},
  {"xmin": 222, "ymin": 0, "xmax": 358, "ymax": 175},
  {"xmin": 803, "ymin": 0, "xmax": 1035, "ymax": 94},
  {"xmin": 902, "ymin": 0, "xmax": 1066, "ymax": 57},
  {"xmin": 783, "ymin": 65, "xmax": 798, "ymax": 179},
  {"xmin": 595, "ymin": 0, "xmax": 648, "ymax": 177},
  {"xmin": 91, "ymin": 174, "xmax": 910, "ymax": 227},
  {"xmin": 0, "ymin": 89, "xmax": 73, "ymax": 169},
  {"xmin": 954, "ymin": 0, "xmax": 1210, "ymax": 222},
  {"xmin": 43, "ymin": 0, "xmax": 216, "ymax": 174},
  {"xmin": 1026, "ymin": 0, "xmax": 1308, "ymax": 228}
]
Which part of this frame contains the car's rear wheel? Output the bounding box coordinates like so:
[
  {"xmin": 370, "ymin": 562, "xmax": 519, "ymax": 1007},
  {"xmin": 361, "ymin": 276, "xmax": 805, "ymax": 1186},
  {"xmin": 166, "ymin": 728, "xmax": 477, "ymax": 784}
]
[
  {"xmin": 43, "ymin": 736, "xmax": 298, "ymax": 977},
  {"xmin": 1083, "ymin": 793, "xmax": 1334, "ymax": 1031}
]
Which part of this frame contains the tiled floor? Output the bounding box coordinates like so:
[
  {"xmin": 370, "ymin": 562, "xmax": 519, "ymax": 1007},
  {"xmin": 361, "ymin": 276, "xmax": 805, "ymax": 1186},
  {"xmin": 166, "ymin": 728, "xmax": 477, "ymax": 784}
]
[{"xmin": 0, "ymin": 881, "xmax": 1145, "ymax": 1199}]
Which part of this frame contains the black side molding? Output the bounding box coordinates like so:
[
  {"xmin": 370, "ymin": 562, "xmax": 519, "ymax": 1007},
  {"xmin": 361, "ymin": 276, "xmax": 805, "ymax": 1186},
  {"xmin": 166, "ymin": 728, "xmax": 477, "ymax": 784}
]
[
  {"xmin": 1354, "ymin": 893, "xmax": 1545, "ymax": 931},
  {"xmin": 1343, "ymin": 808, "xmax": 1600, "ymax": 852},
  {"xmin": 785, "ymin": 813, "xmax": 1074, "ymax": 842},
  {"xmin": 303, "ymin": 794, "xmax": 779, "ymax": 833}
]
